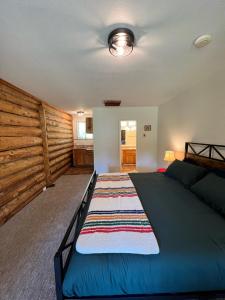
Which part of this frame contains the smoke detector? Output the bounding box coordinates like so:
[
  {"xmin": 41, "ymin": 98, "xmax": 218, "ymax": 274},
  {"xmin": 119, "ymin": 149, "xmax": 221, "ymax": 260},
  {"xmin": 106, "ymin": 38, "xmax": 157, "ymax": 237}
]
[{"xmin": 194, "ymin": 34, "xmax": 212, "ymax": 48}]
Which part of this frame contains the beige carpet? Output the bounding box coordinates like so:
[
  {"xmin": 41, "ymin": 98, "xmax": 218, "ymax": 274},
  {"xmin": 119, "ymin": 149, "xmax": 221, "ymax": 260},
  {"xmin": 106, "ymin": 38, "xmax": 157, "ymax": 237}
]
[
  {"xmin": 0, "ymin": 174, "xmax": 91, "ymax": 300},
  {"xmin": 64, "ymin": 166, "xmax": 93, "ymax": 175}
]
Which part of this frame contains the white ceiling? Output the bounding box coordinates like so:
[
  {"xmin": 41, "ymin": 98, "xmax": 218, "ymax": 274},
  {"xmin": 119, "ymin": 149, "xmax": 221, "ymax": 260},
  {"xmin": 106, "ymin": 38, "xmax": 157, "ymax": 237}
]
[{"xmin": 1, "ymin": 0, "xmax": 225, "ymax": 111}]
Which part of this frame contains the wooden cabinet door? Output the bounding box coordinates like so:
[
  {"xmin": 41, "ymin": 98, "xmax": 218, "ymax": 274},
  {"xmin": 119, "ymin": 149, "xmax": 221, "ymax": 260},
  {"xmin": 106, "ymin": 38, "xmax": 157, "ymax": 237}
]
[
  {"xmin": 73, "ymin": 149, "xmax": 85, "ymax": 166},
  {"xmin": 122, "ymin": 149, "xmax": 136, "ymax": 164},
  {"xmin": 86, "ymin": 118, "xmax": 93, "ymax": 134},
  {"xmin": 73, "ymin": 149, "xmax": 94, "ymax": 166},
  {"xmin": 85, "ymin": 150, "xmax": 94, "ymax": 165}
]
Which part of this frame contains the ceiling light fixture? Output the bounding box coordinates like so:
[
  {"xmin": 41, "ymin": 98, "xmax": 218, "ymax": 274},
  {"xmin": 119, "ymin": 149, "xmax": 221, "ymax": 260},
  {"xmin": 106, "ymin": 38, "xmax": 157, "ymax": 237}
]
[
  {"xmin": 108, "ymin": 28, "xmax": 135, "ymax": 57},
  {"xmin": 76, "ymin": 111, "xmax": 85, "ymax": 116}
]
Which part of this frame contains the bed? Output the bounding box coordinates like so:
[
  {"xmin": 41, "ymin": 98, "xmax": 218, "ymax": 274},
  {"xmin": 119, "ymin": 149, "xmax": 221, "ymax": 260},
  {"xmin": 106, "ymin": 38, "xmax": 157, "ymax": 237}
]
[{"xmin": 54, "ymin": 142, "xmax": 225, "ymax": 300}]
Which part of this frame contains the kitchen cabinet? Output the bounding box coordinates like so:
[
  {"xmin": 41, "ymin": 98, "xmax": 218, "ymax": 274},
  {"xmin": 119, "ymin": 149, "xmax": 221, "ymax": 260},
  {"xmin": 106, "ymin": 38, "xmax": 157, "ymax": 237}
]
[
  {"xmin": 85, "ymin": 150, "xmax": 94, "ymax": 165},
  {"xmin": 86, "ymin": 117, "xmax": 93, "ymax": 134},
  {"xmin": 73, "ymin": 148, "xmax": 94, "ymax": 166},
  {"xmin": 122, "ymin": 149, "xmax": 136, "ymax": 165}
]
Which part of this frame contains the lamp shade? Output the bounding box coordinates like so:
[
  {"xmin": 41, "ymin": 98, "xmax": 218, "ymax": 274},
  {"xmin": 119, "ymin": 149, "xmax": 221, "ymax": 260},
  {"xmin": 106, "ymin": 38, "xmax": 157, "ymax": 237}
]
[{"xmin": 164, "ymin": 151, "xmax": 175, "ymax": 162}]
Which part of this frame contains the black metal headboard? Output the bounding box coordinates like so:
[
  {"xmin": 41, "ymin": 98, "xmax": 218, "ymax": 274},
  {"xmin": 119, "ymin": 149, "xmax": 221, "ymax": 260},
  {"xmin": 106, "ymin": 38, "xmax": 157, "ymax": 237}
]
[{"xmin": 185, "ymin": 142, "xmax": 225, "ymax": 170}]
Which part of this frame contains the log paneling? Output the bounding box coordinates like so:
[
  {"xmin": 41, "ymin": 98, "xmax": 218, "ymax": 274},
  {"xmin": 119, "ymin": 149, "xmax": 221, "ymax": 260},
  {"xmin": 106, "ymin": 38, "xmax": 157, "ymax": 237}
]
[
  {"xmin": 49, "ymin": 147, "xmax": 73, "ymax": 160},
  {"xmin": 0, "ymin": 99, "xmax": 39, "ymax": 118},
  {"xmin": 48, "ymin": 138, "xmax": 73, "ymax": 146},
  {"xmin": 0, "ymin": 111, "xmax": 40, "ymax": 127},
  {"xmin": 0, "ymin": 155, "xmax": 43, "ymax": 178},
  {"xmin": 0, "ymin": 146, "xmax": 43, "ymax": 164},
  {"xmin": 47, "ymin": 132, "xmax": 72, "ymax": 139},
  {"xmin": 0, "ymin": 126, "xmax": 42, "ymax": 137},
  {"xmin": 46, "ymin": 119, "xmax": 72, "ymax": 130},
  {"xmin": 48, "ymin": 142, "xmax": 73, "ymax": 152},
  {"xmin": 44, "ymin": 103, "xmax": 73, "ymax": 182},
  {"xmin": 1, "ymin": 92, "xmax": 40, "ymax": 111},
  {"xmin": 47, "ymin": 125, "xmax": 72, "ymax": 133},
  {"xmin": 0, "ymin": 164, "xmax": 44, "ymax": 192},
  {"xmin": 0, "ymin": 79, "xmax": 73, "ymax": 224},
  {"xmin": 0, "ymin": 136, "xmax": 43, "ymax": 151},
  {"xmin": 0, "ymin": 172, "xmax": 45, "ymax": 207}
]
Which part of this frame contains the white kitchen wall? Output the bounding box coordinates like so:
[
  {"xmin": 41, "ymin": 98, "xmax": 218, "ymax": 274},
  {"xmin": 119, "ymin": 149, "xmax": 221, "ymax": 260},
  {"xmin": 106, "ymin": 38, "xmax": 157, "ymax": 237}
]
[
  {"xmin": 158, "ymin": 73, "xmax": 225, "ymax": 167},
  {"xmin": 93, "ymin": 107, "xmax": 158, "ymax": 173}
]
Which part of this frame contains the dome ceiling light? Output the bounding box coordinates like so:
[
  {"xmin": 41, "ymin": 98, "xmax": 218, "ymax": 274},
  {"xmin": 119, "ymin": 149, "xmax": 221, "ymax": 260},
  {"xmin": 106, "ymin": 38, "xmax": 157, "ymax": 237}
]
[{"xmin": 108, "ymin": 28, "xmax": 135, "ymax": 57}]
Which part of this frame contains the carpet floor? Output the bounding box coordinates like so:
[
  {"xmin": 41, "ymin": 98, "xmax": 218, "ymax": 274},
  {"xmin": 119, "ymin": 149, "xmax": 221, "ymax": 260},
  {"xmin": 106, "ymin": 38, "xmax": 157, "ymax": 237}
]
[
  {"xmin": 64, "ymin": 166, "xmax": 93, "ymax": 175},
  {"xmin": 0, "ymin": 174, "xmax": 91, "ymax": 300}
]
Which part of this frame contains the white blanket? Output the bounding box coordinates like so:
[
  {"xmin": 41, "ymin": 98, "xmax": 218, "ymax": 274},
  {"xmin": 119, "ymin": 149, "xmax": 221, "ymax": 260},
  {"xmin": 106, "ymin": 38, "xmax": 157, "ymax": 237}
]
[{"xmin": 76, "ymin": 173, "xmax": 159, "ymax": 255}]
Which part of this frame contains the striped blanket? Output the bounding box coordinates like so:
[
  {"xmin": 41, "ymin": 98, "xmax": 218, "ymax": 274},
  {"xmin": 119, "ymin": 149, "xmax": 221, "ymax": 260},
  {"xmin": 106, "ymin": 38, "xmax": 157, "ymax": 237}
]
[{"xmin": 76, "ymin": 173, "xmax": 159, "ymax": 255}]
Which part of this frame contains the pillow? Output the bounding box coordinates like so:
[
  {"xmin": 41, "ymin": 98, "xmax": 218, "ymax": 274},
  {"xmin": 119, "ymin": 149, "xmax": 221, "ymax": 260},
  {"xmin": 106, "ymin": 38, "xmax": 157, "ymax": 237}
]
[
  {"xmin": 191, "ymin": 173, "xmax": 225, "ymax": 216},
  {"xmin": 209, "ymin": 168, "xmax": 225, "ymax": 179},
  {"xmin": 184, "ymin": 158, "xmax": 225, "ymax": 179},
  {"xmin": 165, "ymin": 159, "xmax": 207, "ymax": 187}
]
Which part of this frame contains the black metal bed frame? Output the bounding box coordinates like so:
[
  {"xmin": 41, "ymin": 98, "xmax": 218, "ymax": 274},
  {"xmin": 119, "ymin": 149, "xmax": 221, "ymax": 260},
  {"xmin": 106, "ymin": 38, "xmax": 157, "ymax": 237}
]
[
  {"xmin": 185, "ymin": 142, "xmax": 225, "ymax": 162},
  {"xmin": 54, "ymin": 143, "xmax": 225, "ymax": 300}
]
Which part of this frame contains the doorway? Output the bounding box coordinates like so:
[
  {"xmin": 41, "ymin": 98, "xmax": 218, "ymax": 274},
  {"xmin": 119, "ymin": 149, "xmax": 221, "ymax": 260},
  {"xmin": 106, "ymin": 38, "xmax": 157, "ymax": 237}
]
[{"xmin": 120, "ymin": 120, "xmax": 137, "ymax": 172}]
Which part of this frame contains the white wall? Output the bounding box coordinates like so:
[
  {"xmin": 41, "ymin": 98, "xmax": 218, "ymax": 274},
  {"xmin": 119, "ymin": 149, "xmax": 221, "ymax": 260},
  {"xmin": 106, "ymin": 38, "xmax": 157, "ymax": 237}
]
[
  {"xmin": 158, "ymin": 74, "xmax": 225, "ymax": 167},
  {"xmin": 94, "ymin": 107, "xmax": 158, "ymax": 173}
]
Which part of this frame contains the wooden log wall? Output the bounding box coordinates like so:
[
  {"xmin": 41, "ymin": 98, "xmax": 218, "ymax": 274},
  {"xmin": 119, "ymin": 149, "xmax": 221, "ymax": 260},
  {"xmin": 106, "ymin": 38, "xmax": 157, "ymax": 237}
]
[
  {"xmin": 42, "ymin": 103, "xmax": 73, "ymax": 184},
  {"xmin": 0, "ymin": 79, "xmax": 73, "ymax": 224}
]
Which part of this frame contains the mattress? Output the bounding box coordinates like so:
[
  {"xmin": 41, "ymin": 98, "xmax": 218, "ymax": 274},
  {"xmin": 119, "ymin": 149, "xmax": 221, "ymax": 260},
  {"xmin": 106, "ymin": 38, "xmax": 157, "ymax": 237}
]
[{"xmin": 63, "ymin": 173, "xmax": 225, "ymax": 297}]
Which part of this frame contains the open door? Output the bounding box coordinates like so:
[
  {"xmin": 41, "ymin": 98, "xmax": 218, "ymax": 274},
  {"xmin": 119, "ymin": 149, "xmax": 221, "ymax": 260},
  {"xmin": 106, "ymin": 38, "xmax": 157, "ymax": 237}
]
[{"xmin": 120, "ymin": 120, "xmax": 136, "ymax": 172}]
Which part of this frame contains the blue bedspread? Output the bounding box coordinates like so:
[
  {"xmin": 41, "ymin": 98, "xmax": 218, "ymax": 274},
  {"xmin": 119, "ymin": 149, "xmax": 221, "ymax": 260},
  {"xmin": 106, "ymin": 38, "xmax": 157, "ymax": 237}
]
[{"xmin": 63, "ymin": 173, "xmax": 225, "ymax": 297}]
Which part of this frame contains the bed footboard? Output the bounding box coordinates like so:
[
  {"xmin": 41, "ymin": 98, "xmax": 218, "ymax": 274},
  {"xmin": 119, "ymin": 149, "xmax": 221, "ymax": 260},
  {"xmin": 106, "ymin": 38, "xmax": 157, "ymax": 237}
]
[{"xmin": 54, "ymin": 171, "xmax": 97, "ymax": 300}]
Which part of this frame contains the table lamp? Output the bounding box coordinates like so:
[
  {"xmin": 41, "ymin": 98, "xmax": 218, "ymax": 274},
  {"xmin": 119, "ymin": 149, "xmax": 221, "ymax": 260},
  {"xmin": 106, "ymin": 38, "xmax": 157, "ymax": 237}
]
[{"xmin": 164, "ymin": 150, "xmax": 175, "ymax": 166}]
